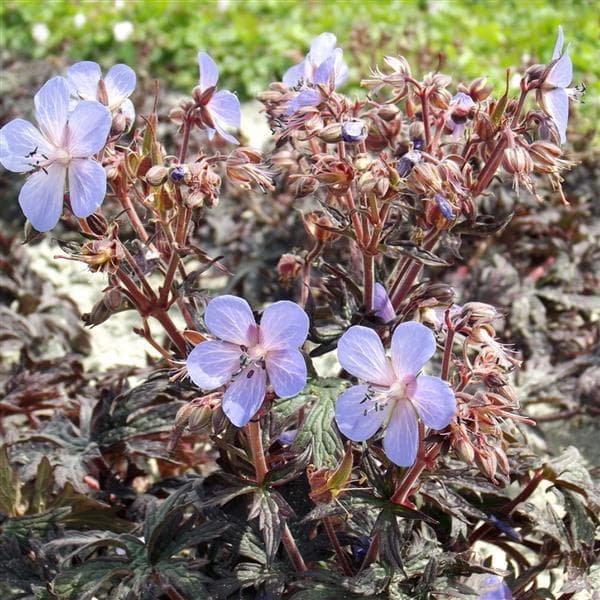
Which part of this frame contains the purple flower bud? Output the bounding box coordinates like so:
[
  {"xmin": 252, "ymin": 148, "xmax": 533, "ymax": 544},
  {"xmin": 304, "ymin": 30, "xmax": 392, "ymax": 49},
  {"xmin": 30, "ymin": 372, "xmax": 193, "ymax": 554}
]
[
  {"xmin": 170, "ymin": 166, "xmax": 186, "ymax": 182},
  {"xmin": 341, "ymin": 120, "xmax": 366, "ymax": 143},
  {"xmin": 397, "ymin": 150, "xmax": 422, "ymax": 177},
  {"xmin": 434, "ymin": 193, "xmax": 455, "ymax": 219}
]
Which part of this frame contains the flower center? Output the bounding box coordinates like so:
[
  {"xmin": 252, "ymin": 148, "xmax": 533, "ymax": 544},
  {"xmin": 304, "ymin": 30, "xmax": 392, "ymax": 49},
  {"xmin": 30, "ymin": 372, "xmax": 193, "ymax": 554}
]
[
  {"xmin": 246, "ymin": 343, "xmax": 267, "ymax": 362},
  {"xmin": 53, "ymin": 148, "xmax": 72, "ymax": 166}
]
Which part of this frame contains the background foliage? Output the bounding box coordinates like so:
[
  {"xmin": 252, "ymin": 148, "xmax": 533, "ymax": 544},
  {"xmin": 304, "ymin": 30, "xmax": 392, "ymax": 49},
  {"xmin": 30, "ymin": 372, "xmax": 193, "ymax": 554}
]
[{"xmin": 1, "ymin": 0, "xmax": 599, "ymax": 143}]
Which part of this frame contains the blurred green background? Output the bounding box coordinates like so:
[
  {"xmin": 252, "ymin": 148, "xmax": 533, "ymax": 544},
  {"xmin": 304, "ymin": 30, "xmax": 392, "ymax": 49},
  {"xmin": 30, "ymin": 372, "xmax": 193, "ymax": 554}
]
[{"xmin": 1, "ymin": 0, "xmax": 598, "ymax": 143}]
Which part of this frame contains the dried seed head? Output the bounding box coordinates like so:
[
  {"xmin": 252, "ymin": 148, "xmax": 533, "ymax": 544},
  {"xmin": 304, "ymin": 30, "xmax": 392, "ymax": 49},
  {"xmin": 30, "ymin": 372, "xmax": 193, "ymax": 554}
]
[
  {"xmin": 407, "ymin": 161, "xmax": 442, "ymax": 194},
  {"xmin": 502, "ymin": 146, "xmax": 533, "ymax": 175}
]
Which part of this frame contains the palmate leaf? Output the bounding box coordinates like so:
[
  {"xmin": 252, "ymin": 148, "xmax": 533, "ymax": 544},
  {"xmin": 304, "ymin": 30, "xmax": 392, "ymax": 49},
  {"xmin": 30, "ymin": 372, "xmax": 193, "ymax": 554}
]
[
  {"xmin": 248, "ymin": 489, "xmax": 293, "ymax": 565},
  {"xmin": 291, "ymin": 378, "xmax": 345, "ymax": 468}
]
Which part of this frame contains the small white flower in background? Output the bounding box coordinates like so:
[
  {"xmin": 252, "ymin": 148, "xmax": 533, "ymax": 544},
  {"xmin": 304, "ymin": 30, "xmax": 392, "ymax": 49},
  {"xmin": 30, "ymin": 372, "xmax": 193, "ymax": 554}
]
[
  {"xmin": 73, "ymin": 13, "xmax": 86, "ymax": 28},
  {"xmin": 113, "ymin": 21, "xmax": 133, "ymax": 42},
  {"xmin": 31, "ymin": 23, "xmax": 49, "ymax": 44},
  {"xmin": 114, "ymin": 0, "xmax": 125, "ymax": 8},
  {"xmin": 217, "ymin": 0, "xmax": 230, "ymax": 11}
]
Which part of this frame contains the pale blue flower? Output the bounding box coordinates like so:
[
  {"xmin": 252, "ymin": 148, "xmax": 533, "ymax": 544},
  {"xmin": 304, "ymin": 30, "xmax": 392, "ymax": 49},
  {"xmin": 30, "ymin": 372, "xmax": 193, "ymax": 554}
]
[
  {"xmin": 197, "ymin": 52, "xmax": 241, "ymax": 144},
  {"xmin": 284, "ymin": 33, "xmax": 349, "ymax": 114},
  {"xmin": 187, "ymin": 295, "xmax": 309, "ymax": 427},
  {"xmin": 0, "ymin": 76, "xmax": 111, "ymax": 231},
  {"xmin": 335, "ymin": 322, "xmax": 455, "ymax": 466}
]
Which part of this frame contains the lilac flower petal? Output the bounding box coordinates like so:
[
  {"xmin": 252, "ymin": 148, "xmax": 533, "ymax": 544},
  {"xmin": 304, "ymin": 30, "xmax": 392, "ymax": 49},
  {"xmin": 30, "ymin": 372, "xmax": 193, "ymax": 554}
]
[
  {"xmin": 66, "ymin": 61, "xmax": 102, "ymax": 100},
  {"xmin": 337, "ymin": 326, "xmax": 394, "ymax": 386},
  {"xmin": 313, "ymin": 54, "xmax": 336, "ymax": 85},
  {"xmin": 478, "ymin": 575, "xmax": 512, "ymax": 600},
  {"xmin": 282, "ymin": 60, "xmax": 306, "ymax": 87},
  {"xmin": 410, "ymin": 375, "xmax": 456, "ymax": 430},
  {"xmin": 119, "ymin": 98, "xmax": 136, "ymax": 128},
  {"xmin": 67, "ymin": 100, "xmax": 111, "ymax": 157},
  {"xmin": 204, "ymin": 295, "xmax": 257, "ymax": 346},
  {"xmin": 260, "ymin": 300, "xmax": 309, "ymax": 350},
  {"xmin": 542, "ymin": 88, "xmax": 569, "ymax": 145},
  {"xmin": 34, "ymin": 77, "xmax": 70, "ymax": 147},
  {"xmin": 383, "ymin": 401, "xmax": 419, "ymax": 467},
  {"xmin": 278, "ymin": 429, "xmax": 297, "ymax": 445},
  {"xmin": 333, "ymin": 49, "xmax": 349, "ymax": 88},
  {"xmin": 288, "ymin": 89, "xmax": 322, "ymax": 114},
  {"xmin": 266, "ymin": 348, "xmax": 307, "ymax": 398},
  {"xmin": 0, "ymin": 119, "xmax": 53, "ymax": 173},
  {"xmin": 308, "ymin": 32, "xmax": 337, "ymax": 65},
  {"xmin": 551, "ymin": 26, "xmax": 564, "ymax": 61},
  {"xmin": 187, "ymin": 340, "xmax": 242, "ymax": 390},
  {"xmin": 208, "ymin": 90, "xmax": 241, "ymax": 144},
  {"xmin": 335, "ymin": 384, "xmax": 389, "ymax": 442},
  {"xmin": 18, "ymin": 163, "xmax": 66, "ymax": 232},
  {"xmin": 391, "ymin": 321, "xmax": 436, "ymax": 378},
  {"xmin": 68, "ymin": 158, "xmax": 107, "ymax": 217},
  {"xmin": 198, "ymin": 52, "xmax": 219, "ymax": 92},
  {"xmin": 222, "ymin": 365, "xmax": 267, "ymax": 427},
  {"xmin": 104, "ymin": 64, "xmax": 136, "ymax": 108},
  {"xmin": 547, "ymin": 47, "xmax": 572, "ymax": 89},
  {"xmin": 373, "ymin": 283, "xmax": 395, "ymax": 323}
]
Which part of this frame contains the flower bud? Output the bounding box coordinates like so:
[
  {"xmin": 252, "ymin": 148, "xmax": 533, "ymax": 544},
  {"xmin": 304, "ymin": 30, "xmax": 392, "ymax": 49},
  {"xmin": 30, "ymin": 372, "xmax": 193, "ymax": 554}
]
[
  {"xmin": 473, "ymin": 113, "xmax": 494, "ymax": 141},
  {"xmin": 469, "ymin": 77, "xmax": 493, "ymax": 102},
  {"xmin": 317, "ymin": 123, "xmax": 343, "ymax": 143},
  {"xmin": 455, "ymin": 435, "xmax": 475, "ymax": 464},
  {"xmin": 169, "ymin": 165, "xmax": 187, "ymax": 183},
  {"xmin": 277, "ymin": 253, "xmax": 302, "ymax": 284},
  {"xmin": 397, "ymin": 150, "xmax": 422, "ymax": 177},
  {"xmin": 169, "ymin": 106, "xmax": 185, "ymax": 124},
  {"xmin": 303, "ymin": 211, "xmax": 339, "ymax": 243},
  {"xmin": 145, "ymin": 165, "xmax": 169, "ymax": 186},
  {"xmin": 291, "ymin": 175, "xmax": 319, "ymax": 197},
  {"xmin": 187, "ymin": 405, "xmax": 213, "ymax": 432},
  {"xmin": 341, "ymin": 119, "xmax": 367, "ymax": 143},
  {"xmin": 111, "ymin": 112, "xmax": 128, "ymax": 136},
  {"xmin": 354, "ymin": 153, "xmax": 371, "ymax": 172}
]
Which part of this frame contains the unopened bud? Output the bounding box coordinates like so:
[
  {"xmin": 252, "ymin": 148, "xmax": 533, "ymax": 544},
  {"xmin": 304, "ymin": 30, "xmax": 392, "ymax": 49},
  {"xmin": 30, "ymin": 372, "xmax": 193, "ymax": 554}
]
[
  {"xmin": 111, "ymin": 112, "xmax": 127, "ymax": 136},
  {"xmin": 354, "ymin": 153, "xmax": 371, "ymax": 172},
  {"xmin": 303, "ymin": 211, "xmax": 339, "ymax": 243},
  {"xmin": 169, "ymin": 106, "xmax": 185, "ymax": 124},
  {"xmin": 455, "ymin": 436, "xmax": 475, "ymax": 464},
  {"xmin": 341, "ymin": 120, "xmax": 367, "ymax": 143},
  {"xmin": 188, "ymin": 405, "xmax": 213, "ymax": 432},
  {"xmin": 169, "ymin": 165, "xmax": 187, "ymax": 183},
  {"xmin": 376, "ymin": 105, "xmax": 401, "ymax": 121},
  {"xmin": 525, "ymin": 63, "xmax": 545, "ymax": 85},
  {"xmin": 277, "ymin": 253, "xmax": 302, "ymax": 284},
  {"xmin": 461, "ymin": 302, "xmax": 501, "ymax": 323},
  {"xmin": 469, "ymin": 77, "xmax": 493, "ymax": 102},
  {"xmin": 291, "ymin": 175, "xmax": 319, "ymax": 197},
  {"xmin": 145, "ymin": 165, "xmax": 169, "ymax": 186},
  {"xmin": 397, "ymin": 150, "xmax": 422, "ymax": 177},
  {"xmin": 474, "ymin": 113, "xmax": 494, "ymax": 141},
  {"xmin": 317, "ymin": 123, "xmax": 343, "ymax": 143}
]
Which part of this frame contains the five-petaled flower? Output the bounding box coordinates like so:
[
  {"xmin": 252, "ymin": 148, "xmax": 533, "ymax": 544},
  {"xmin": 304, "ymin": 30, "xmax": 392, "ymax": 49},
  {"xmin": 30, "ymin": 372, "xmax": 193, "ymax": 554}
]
[
  {"xmin": 196, "ymin": 52, "xmax": 242, "ymax": 144},
  {"xmin": 335, "ymin": 322, "xmax": 455, "ymax": 466},
  {"xmin": 186, "ymin": 295, "xmax": 309, "ymax": 427},
  {"xmin": 538, "ymin": 26, "xmax": 579, "ymax": 145},
  {"xmin": 0, "ymin": 76, "xmax": 111, "ymax": 232},
  {"xmin": 283, "ymin": 32, "xmax": 349, "ymax": 114},
  {"xmin": 66, "ymin": 60, "xmax": 136, "ymax": 126}
]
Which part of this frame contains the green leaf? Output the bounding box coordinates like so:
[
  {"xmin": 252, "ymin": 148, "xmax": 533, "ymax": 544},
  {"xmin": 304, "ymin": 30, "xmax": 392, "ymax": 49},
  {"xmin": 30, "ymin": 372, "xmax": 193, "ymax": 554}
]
[
  {"xmin": 0, "ymin": 445, "xmax": 21, "ymax": 517},
  {"xmin": 291, "ymin": 379, "xmax": 345, "ymax": 468},
  {"xmin": 29, "ymin": 456, "xmax": 54, "ymax": 514}
]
